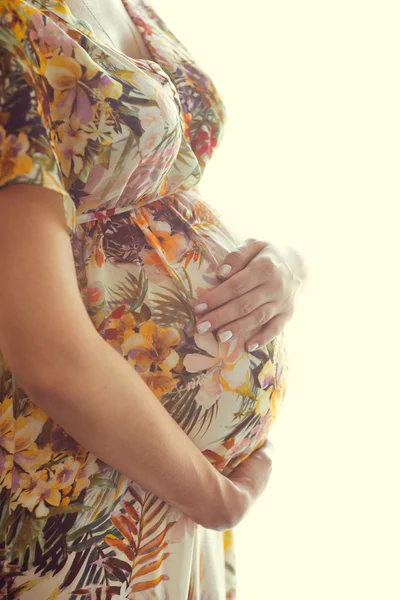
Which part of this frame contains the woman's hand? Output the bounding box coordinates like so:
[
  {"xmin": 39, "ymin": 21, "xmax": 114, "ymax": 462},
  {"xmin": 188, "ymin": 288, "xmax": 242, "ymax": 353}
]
[
  {"xmin": 194, "ymin": 238, "xmax": 308, "ymax": 352},
  {"xmin": 206, "ymin": 439, "xmax": 275, "ymax": 530}
]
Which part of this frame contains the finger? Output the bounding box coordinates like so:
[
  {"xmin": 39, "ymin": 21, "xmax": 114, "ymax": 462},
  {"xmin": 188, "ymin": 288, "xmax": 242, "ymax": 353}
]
[
  {"xmin": 212, "ymin": 302, "xmax": 276, "ymax": 344},
  {"xmin": 215, "ymin": 238, "xmax": 268, "ymax": 279},
  {"xmin": 195, "ymin": 283, "xmax": 272, "ymax": 336},
  {"xmin": 194, "ymin": 259, "xmax": 274, "ymax": 317},
  {"xmin": 245, "ymin": 313, "xmax": 287, "ymax": 352}
]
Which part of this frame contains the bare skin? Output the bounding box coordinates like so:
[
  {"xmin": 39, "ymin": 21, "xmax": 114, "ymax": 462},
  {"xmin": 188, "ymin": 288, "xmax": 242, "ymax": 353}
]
[
  {"xmin": 65, "ymin": 0, "xmax": 155, "ymax": 61},
  {"xmin": 0, "ymin": 1, "xmax": 276, "ymax": 539},
  {"xmin": 0, "ymin": 185, "xmax": 252, "ymax": 531}
]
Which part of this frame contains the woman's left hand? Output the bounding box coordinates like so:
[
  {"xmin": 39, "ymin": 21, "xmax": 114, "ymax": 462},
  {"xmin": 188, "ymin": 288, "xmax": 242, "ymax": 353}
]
[{"xmin": 193, "ymin": 238, "xmax": 308, "ymax": 352}]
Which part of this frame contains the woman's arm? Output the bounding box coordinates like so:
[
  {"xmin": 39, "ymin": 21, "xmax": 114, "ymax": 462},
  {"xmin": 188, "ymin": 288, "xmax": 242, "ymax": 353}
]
[{"xmin": 0, "ymin": 184, "xmax": 247, "ymax": 530}]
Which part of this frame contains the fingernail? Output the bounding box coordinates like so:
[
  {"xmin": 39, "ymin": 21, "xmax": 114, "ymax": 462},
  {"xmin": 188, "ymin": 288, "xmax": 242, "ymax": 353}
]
[
  {"xmin": 248, "ymin": 343, "xmax": 259, "ymax": 352},
  {"xmin": 194, "ymin": 303, "xmax": 208, "ymax": 313},
  {"xmin": 217, "ymin": 264, "xmax": 232, "ymax": 277},
  {"xmin": 218, "ymin": 330, "xmax": 233, "ymax": 343},
  {"xmin": 197, "ymin": 321, "xmax": 211, "ymax": 334}
]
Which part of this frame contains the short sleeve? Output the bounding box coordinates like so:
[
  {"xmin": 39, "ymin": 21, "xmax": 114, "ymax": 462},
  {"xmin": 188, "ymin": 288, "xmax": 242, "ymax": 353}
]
[{"xmin": 0, "ymin": 30, "xmax": 77, "ymax": 236}]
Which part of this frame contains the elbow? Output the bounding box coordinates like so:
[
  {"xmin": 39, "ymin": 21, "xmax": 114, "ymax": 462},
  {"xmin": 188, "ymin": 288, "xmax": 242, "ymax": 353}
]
[{"xmin": 0, "ymin": 340, "xmax": 59, "ymax": 401}]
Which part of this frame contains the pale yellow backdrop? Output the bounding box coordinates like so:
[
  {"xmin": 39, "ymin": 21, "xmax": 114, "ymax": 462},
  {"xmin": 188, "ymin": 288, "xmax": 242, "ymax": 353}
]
[{"xmin": 153, "ymin": 1, "xmax": 400, "ymax": 597}]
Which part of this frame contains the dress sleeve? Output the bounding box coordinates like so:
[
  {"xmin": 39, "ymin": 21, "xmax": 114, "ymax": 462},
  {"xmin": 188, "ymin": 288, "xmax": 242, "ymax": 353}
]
[{"xmin": 0, "ymin": 42, "xmax": 77, "ymax": 236}]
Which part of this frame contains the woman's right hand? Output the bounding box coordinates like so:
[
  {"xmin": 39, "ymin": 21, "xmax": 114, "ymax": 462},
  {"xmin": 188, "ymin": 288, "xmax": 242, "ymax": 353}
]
[{"xmin": 205, "ymin": 439, "xmax": 275, "ymax": 531}]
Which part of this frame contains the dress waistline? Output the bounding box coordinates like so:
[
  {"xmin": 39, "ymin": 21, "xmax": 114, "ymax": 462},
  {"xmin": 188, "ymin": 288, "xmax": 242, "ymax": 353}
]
[{"xmin": 76, "ymin": 203, "xmax": 150, "ymax": 226}]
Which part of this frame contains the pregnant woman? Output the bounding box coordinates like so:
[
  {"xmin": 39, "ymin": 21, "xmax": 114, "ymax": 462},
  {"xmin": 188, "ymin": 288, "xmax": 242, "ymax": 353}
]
[{"xmin": 0, "ymin": 0, "xmax": 308, "ymax": 598}]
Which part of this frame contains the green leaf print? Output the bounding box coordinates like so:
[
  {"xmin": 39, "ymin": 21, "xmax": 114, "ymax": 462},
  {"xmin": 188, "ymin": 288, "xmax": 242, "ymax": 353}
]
[
  {"xmin": 106, "ymin": 270, "xmax": 149, "ymax": 313},
  {"xmin": 151, "ymin": 287, "xmax": 194, "ymax": 329},
  {"xmin": 7, "ymin": 510, "xmax": 46, "ymax": 569}
]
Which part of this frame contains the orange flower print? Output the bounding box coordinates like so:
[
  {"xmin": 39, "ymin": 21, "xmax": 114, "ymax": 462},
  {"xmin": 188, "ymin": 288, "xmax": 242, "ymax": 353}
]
[
  {"xmin": 183, "ymin": 333, "xmax": 250, "ymax": 409},
  {"xmin": 87, "ymin": 281, "xmax": 104, "ymax": 305},
  {"xmin": 0, "ymin": 125, "xmax": 33, "ymax": 186},
  {"xmin": 122, "ymin": 320, "xmax": 181, "ymax": 373},
  {"xmin": 137, "ymin": 209, "xmax": 189, "ymax": 280}
]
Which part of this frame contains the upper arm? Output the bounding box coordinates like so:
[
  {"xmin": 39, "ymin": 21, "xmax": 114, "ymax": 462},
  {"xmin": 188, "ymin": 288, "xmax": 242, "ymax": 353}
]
[
  {"xmin": 0, "ymin": 184, "xmax": 95, "ymax": 393},
  {"xmin": 0, "ymin": 11, "xmax": 95, "ymax": 390}
]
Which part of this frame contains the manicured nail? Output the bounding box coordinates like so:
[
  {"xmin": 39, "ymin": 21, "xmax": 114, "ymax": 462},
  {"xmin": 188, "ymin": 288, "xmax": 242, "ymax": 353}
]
[
  {"xmin": 194, "ymin": 303, "xmax": 208, "ymax": 313},
  {"xmin": 248, "ymin": 343, "xmax": 259, "ymax": 352},
  {"xmin": 219, "ymin": 330, "xmax": 233, "ymax": 343},
  {"xmin": 197, "ymin": 321, "xmax": 211, "ymax": 334},
  {"xmin": 217, "ymin": 264, "xmax": 232, "ymax": 277}
]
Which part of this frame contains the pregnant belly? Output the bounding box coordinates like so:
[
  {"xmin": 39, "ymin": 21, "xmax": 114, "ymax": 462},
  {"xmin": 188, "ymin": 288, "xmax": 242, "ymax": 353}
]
[
  {"xmin": 74, "ymin": 186, "xmax": 290, "ymax": 479},
  {"xmin": 0, "ymin": 188, "xmax": 289, "ymax": 592}
]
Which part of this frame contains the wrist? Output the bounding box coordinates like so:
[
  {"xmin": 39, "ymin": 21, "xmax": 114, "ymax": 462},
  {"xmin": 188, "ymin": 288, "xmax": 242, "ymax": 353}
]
[
  {"xmin": 194, "ymin": 470, "xmax": 248, "ymax": 531},
  {"xmin": 218, "ymin": 476, "xmax": 250, "ymax": 530},
  {"xmin": 277, "ymin": 244, "xmax": 309, "ymax": 287}
]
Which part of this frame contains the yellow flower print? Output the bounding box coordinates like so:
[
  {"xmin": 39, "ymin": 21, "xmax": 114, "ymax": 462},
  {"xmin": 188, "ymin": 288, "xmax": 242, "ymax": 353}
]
[
  {"xmin": 0, "ymin": 395, "xmax": 14, "ymax": 453},
  {"xmin": 223, "ymin": 529, "xmax": 234, "ymax": 551},
  {"xmin": 0, "ymin": 1, "xmax": 31, "ymax": 41},
  {"xmin": 95, "ymin": 73, "xmax": 123, "ymax": 101},
  {"xmin": 0, "ymin": 396, "xmax": 52, "ymax": 474},
  {"xmin": 141, "ymin": 370, "xmax": 180, "ymax": 400},
  {"xmin": 270, "ymin": 383, "xmax": 286, "ymax": 420},
  {"xmin": 254, "ymin": 389, "xmax": 271, "ymax": 417},
  {"xmin": 103, "ymin": 311, "xmax": 137, "ymax": 351},
  {"xmin": 72, "ymin": 454, "xmax": 99, "ymax": 497},
  {"xmin": 43, "ymin": 46, "xmax": 122, "ymax": 123},
  {"xmin": 13, "ymin": 412, "xmax": 52, "ymax": 473},
  {"xmin": 122, "ymin": 320, "xmax": 181, "ymax": 372},
  {"xmin": 256, "ymin": 343, "xmax": 289, "ymax": 419},
  {"xmin": 44, "ymin": 52, "xmax": 96, "ymax": 123},
  {"xmin": 19, "ymin": 470, "xmax": 62, "ymax": 518},
  {"xmin": 0, "ymin": 125, "xmax": 33, "ymax": 186},
  {"xmin": 56, "ymin": 113, "xmax": 89, "ymax": 176},
  {"xmin": 53, "ymin": 456, "xmax": 81, "ymax": 490},
  {"xmin": 45, "ymin": 54, "xmax": 84, "ymax": 89}
]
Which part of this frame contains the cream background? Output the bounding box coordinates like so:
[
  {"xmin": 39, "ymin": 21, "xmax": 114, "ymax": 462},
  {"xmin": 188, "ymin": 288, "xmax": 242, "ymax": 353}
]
[{"xmin": 152, "ymin": 1, "xmax": 400, "ymax": 597}]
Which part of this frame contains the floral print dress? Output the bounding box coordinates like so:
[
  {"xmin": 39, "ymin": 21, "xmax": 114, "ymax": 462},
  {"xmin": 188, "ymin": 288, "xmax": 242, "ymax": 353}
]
[{"xmin": 0, "ymin": 1, "xmax": 290, "ymax": 598}]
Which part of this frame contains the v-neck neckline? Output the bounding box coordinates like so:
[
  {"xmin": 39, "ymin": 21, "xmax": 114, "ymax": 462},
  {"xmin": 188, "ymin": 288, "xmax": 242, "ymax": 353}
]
[{"xmin": 31, "ymin": 0, "xmax": 160, "ymax": 69}]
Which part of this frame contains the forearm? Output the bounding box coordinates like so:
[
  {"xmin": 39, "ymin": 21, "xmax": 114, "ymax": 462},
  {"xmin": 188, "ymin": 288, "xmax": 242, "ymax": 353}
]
[
  {"xmin": 26, "ymin": 329, "xmax": 235, "ymax": 529},
  {"xmin": 0, "ymin": 184, "xmax": 241, "ymax": 530}
]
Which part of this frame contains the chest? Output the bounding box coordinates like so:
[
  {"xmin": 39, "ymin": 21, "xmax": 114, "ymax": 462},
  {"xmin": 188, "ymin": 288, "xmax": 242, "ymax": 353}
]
[{"xmin": 64, "ymin": 0, "xmax": 154, "ymax": 61}]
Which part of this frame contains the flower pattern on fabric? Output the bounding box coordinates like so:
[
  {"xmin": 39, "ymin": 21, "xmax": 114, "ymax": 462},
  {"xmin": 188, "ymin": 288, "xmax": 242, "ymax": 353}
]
[{"xmin": 0, "ymin": 1, "xmax": 290, "ymax": 598}]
